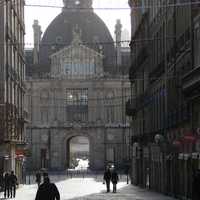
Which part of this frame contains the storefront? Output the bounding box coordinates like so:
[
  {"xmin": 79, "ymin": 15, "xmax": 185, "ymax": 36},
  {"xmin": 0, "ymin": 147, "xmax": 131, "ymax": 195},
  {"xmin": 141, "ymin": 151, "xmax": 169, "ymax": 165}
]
[
  {"xmin": 174, "ymin": 132, "xmax": 199, "ymax": 199},
  {"xmin": 15, "ymin": 149, "xmax": 25, "ymax": 184}
]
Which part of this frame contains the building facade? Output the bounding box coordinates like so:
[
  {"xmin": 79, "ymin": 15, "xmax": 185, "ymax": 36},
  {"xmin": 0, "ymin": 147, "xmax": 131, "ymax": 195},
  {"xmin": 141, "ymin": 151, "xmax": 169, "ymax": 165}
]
[
  {"xmin": 26, "ymin": 77, "xmax": 130, "ymax": 171},
  {"xmin": 25, "ymin": 0, "xmax": 131, "ymax": 171},
  {"xmin": 0, "ymin": 0, "xmax": 26, "ymax": 182},
  {"xmin": 128, "ymin": 0, "xmax": 200, "ymax": 199}
]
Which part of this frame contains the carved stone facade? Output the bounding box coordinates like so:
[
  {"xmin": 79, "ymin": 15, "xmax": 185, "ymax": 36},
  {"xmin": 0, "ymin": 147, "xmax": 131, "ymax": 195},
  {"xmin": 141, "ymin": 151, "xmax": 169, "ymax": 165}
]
[
  {"xmin": 50, "ymin": 31, "xmax": 103, "ymax": 78},
  {"xmin": 25, "ymin": 0, "xmax": 131, "ymax": 171},
  {"xmin": 26, "ymin": 78, "xmax": 130, "ymax": 170}
]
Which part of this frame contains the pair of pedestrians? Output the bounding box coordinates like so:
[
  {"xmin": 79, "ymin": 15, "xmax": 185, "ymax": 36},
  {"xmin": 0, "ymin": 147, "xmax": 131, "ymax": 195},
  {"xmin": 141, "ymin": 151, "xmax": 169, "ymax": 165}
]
[
  {"xmin": 103, "ymin": 166, "xmax": 119, "ymax": 193},
  {"xmin": 4, "ymin": 171, "xmax": 18, "ymax": 198}
]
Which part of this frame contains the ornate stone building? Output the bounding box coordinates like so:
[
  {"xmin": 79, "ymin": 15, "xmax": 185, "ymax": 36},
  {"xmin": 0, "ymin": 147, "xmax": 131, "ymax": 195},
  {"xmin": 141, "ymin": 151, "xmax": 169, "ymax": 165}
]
[
  {"xmin": 0, "ymin": 0, "xmax": 26, "ymax": 182},
  {"xmin": 25, "ymin": 0, "xmax": 131, "ymax": 171}
]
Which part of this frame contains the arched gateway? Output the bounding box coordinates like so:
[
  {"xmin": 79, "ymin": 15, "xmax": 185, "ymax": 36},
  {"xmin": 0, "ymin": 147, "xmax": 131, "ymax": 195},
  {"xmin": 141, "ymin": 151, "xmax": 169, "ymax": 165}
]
[
  {"xmin": 65, "ymin": 132, "xmax": 94, "ymax": 169},
  {"xmin": 67, "ymin": 136, "xmax": 90, "ymax": 169},
  {"xmin": 26, "ymin": 122, "xmax": 130, "ymax": 171},
  {"xmin": 63, "ymin": 129, "xmax": 105, "ymax": 170},
  {"xmin": 26, "ymin": 127, "xmax": 109, "ymax": 171}
]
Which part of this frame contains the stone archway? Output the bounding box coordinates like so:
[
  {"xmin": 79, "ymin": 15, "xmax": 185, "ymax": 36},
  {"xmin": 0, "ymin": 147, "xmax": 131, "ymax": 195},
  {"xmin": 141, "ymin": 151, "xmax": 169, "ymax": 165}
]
[
  {"xmin": 64, "ymin": 132, "xmax": 92, "ymax": 169},
  {"xmin": 66, "ymin": 136, "xmax": 90, "ymax": 169},
  {"xmin": 62, "ymin": 128, "xmax": 106, "ymax": 171}
]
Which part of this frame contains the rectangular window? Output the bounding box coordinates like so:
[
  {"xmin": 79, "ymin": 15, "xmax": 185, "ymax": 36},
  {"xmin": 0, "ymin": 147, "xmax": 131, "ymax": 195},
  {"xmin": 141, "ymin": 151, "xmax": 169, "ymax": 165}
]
[{"xmin": 66, "ymin": 89, "xmax": 88, "ymax": 122}]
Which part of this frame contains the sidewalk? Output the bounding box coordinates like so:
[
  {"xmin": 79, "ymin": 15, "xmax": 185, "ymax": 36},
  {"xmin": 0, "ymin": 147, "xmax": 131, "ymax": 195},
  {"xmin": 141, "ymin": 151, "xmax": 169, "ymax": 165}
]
[{"xmin": 67, "ymin": 183, "xmax": 177, "ymax": 200}]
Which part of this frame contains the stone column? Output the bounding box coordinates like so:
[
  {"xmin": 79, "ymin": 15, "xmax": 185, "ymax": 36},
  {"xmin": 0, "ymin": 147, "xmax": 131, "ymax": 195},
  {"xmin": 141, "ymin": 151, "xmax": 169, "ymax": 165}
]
[
  {"xmin": 115, "ymin": 19, "xmax": 122, "ymax": 68},
  {"xmin": 33, "ymin": 20, "xmax": 42, "ymax": 64}
]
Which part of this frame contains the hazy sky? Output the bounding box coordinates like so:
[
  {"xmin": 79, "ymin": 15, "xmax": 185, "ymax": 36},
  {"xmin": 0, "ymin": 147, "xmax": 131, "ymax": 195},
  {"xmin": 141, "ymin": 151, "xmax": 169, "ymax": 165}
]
[{"xmin": 25, "ymin": 0, "xmax": 131, "ymax": 48}]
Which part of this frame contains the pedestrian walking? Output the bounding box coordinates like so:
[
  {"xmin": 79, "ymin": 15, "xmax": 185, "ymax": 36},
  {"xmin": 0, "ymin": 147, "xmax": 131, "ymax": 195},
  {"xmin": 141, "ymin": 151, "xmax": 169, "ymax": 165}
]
[
  {"xmin": 35, "ymin": 176, "xmax": 60, "ymax": 200},
  {"xmin": 111, "ymin": 168, "xmax": 119, "ymax": 193},
  {"xmin": 9, "ymin": 170, "xmax": 18, "ymax": 198},
  {"xmin": 103, "ymin": 166, "xmax": 111, "ymax": 192},
  {"xmin": 35, "ymin": 171, "xmax": 41, "ymax": 187},
  {"xmin": 3, "ymin": 172, "xmax": 10, "ymax": 198}
]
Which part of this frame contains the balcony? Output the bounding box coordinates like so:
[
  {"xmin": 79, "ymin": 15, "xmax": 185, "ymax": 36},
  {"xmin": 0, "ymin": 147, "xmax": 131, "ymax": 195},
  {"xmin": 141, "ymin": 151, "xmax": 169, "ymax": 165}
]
[
  {"xmin": 182, "ymin": 65, "xmax": 200, "ymax": 98},
  {"xmin": 126, "ymin": 99, "xmax": 137, "ymax": 116}
]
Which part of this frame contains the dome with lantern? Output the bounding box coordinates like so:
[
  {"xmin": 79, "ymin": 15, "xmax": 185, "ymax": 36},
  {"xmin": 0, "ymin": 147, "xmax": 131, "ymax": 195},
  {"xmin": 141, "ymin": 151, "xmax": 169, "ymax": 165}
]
[{"xmin": 38, "ymin": 0, "xmax": 116, "ymax": 74}]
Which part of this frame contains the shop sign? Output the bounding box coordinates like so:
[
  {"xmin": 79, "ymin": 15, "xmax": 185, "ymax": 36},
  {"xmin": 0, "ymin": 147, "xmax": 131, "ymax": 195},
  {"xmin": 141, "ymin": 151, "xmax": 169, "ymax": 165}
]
[
  {"xmin": 178, "ymin": 153, "xmax": 184, "ymax": 160},
  {"xmin": 192, "ymin": 152, "xmax": 200, "ymax": 159},
  {"xmin": 15, "ymin": 149, "xmax": 25, "ymax": 158},
  {"xmin": 183, "ymin": 133, "xmax": 196, "ymax": 143},
  {"xmin": 184, "ymin": 153, "xmax": 190, "ymax": 160},
  {"xmin": 16, "ymin": 149, "xmax": 24, "ymax": 155}
]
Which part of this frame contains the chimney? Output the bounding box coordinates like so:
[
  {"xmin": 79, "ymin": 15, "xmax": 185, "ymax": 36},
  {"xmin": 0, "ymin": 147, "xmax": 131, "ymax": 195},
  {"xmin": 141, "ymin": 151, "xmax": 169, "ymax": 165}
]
[
  {"xmin": 33, "ymin": 20, "xmax": 42, "ymax": 64},
  {"xmin": 115, "ymin": 19, "xmax": 122, "ymax": 67}
]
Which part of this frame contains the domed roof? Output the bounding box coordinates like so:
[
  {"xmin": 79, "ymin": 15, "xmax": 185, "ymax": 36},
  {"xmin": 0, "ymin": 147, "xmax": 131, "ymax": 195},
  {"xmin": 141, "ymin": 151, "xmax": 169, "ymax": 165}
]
[{"xmin": 39, "ymin": 7, "xmax": 116, "ymax": 74}]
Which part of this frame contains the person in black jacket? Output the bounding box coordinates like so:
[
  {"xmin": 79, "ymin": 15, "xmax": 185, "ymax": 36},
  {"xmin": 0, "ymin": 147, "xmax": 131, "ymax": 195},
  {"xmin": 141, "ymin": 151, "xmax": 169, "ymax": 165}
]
[
  {"xmin": 35, "ymin": 176, "xmax": 60, "ymax": 200},
  {"xmin": 111, "ymin": 168, "xmax": 119, "ymax": 193},
  {"xmin": 103, "ymin": 166, "xmax": 112, "ymax": 192},
  {"xmin": 4, "ymin": 172, "xmax": 10, "ymax": 198},
  {"xmin": 9, "ymin": 171, "xmax": 18, "ymax": 198}
]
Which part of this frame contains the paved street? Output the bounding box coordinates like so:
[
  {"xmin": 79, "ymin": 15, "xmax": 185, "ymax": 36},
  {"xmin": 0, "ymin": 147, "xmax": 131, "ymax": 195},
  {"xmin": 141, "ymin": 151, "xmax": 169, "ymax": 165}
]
[{"xmin": 0, "ymin": 175, "xmax": 176, "ymax": 200}]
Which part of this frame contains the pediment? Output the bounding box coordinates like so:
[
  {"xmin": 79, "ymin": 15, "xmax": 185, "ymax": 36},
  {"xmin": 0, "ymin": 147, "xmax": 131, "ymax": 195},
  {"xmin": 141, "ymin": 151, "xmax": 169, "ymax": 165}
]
[{"xmin": 50, "ymin": 44, "xmax": 103, "ymax": 60}]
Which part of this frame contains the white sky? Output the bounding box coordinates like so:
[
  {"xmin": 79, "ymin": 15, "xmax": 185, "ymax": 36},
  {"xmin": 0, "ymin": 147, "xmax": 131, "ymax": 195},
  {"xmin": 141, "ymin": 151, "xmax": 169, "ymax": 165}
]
[{"xmin": 25, "ymin": 0, "xmax": 131, "ymax": 48}]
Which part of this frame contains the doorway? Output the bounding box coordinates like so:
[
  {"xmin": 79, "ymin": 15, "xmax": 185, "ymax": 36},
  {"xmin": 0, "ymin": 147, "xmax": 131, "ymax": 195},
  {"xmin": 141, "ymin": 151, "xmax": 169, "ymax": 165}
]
[{"xmin": 67, "ymin": 136, "xmax": 90, "ymax": 169}]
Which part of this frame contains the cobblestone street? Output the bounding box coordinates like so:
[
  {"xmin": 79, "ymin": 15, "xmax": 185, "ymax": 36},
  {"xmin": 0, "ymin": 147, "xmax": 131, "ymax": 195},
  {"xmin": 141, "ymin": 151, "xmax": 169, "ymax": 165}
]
[{"xmin": 0, "ymin": 175, "xmax": 176, "ymax": 200}]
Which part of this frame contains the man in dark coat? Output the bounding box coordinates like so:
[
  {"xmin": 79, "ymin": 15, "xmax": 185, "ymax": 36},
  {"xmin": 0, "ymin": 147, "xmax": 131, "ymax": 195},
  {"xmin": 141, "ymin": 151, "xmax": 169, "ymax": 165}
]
[
  {"xmin": 9, "ymin": 171, "xmax": 18, "ymax": 198},
  {"xmin": 111, "ymin": 169, "xmax": 119, "ymax": 193},
  {"xmin": 103, "ymin": 166, "xmax": 112, "ymax": 192},
  {"xmin": 35, "ymin": 176, "xmax": 60, "ymax": 200},
  {"xmin": 4, "ymin": 172, "xmax": 10, "ymax": 198}
]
